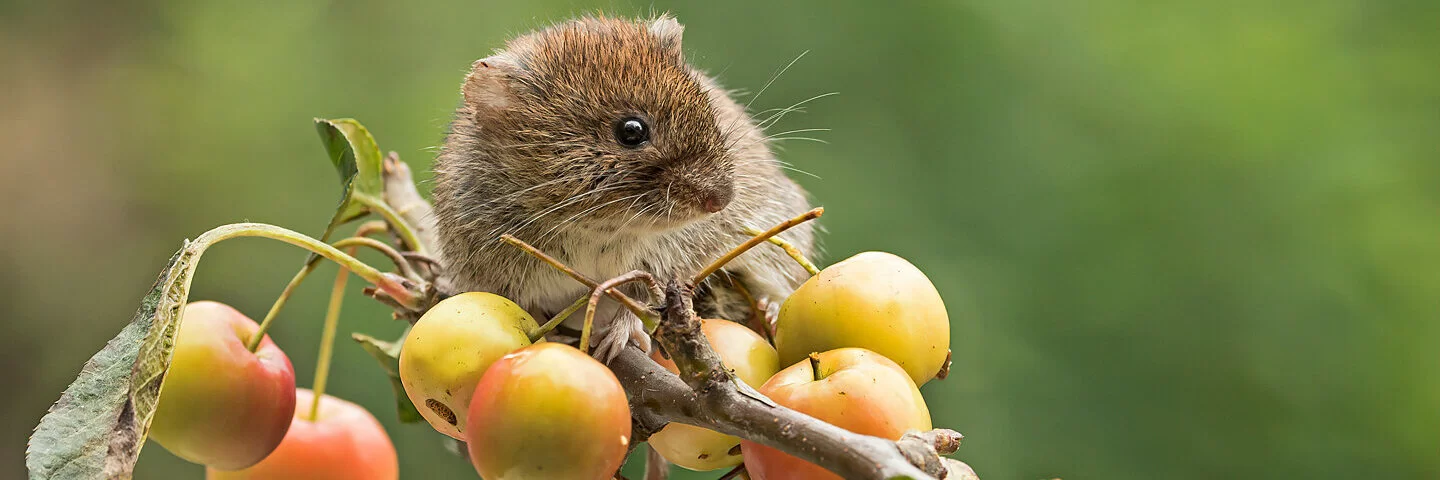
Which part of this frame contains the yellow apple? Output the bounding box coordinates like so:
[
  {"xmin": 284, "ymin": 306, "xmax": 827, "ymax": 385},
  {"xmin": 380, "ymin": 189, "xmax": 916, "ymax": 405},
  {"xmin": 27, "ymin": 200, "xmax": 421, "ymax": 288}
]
[
  {"xmin": 399, "ymin": 292, "xmax": 539, "ymax": 439},
  {"xmin": 775, "ymin": 252, "xmax": 950, "ymax": 384}
]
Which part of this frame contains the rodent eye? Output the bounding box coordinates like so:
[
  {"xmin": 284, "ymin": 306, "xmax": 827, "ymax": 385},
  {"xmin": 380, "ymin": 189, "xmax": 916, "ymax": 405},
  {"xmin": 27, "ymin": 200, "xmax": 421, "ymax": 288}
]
[{"xmin": 613, "ymin": 117, "xmax": 649, "ymax": 148}]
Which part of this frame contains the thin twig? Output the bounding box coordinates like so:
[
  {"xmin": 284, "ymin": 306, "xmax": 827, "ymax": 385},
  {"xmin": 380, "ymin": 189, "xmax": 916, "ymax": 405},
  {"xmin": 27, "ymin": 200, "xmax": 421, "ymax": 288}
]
[
  {"xmin": 499, "ymin": 234, "xmax": 660, "ymax": 328},
  {"xmin": 693, "ymin": 208, "xmax": 823, "ymax": 285},
  {"xmin": 353, "ymin": 220, "xmax": 391, "ymax": 240},
  {"xmin": 528, "ymin": 295, "xmax": 588, "ymax": 342},
  {"xmin": 742, "ymin": 226, "xmax": 819, "ymax": 276}
]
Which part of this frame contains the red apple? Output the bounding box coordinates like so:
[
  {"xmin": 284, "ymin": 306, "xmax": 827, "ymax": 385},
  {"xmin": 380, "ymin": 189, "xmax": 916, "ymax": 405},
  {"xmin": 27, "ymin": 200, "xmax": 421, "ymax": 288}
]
[
  {"xmin": 150, "ymin": 301, "xmax": 296, "ymax": 470},
  {"xmin": 466, "ymin": 343, "xmax": 631, "ymax": 480},
  {"xmin": 400, "ymin": 292, "xmax": 539, "ymax": 439},
  {"xmin": 649, "ymin": 319, "xmax": 779, "ymax": 471},
  {"xmin": 207, "ymin": 389, "xmax": 399, "ymax": 480},
  {"xmin": 741, "ymin": 348, "xmax": 932, "ymax": 480}
]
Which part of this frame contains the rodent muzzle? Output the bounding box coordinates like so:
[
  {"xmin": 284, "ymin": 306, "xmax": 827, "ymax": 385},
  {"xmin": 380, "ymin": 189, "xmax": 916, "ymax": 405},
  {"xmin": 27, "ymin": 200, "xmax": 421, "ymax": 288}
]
[{"xmin": 701, "ymin": 186, "xmax": 733, "ymax": 214}]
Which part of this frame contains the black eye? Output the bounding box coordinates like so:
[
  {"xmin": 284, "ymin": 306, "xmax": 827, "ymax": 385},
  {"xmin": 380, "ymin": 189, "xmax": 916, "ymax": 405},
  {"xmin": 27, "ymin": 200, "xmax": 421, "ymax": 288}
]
[{"xmin": 613, "ymin": 117, "xmax": 649, "ymax": 148}]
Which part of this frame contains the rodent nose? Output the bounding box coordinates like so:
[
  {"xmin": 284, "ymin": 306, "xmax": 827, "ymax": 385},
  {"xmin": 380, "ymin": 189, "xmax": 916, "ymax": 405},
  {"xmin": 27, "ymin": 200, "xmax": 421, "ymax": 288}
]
[{"xmin": 701, "ymin": 187, "xmax": 733, "ymax": 213}]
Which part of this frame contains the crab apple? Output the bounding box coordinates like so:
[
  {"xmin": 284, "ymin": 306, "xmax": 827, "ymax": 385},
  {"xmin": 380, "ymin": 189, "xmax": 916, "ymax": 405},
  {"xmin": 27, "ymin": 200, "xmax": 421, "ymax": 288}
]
[
  {"xmin": 149, "ymin": 301, "xmax": 296, "ymax": 470},
  {"xmin": 466, "ymin": 343, "xmax": 631, "ymax": 480},
  {"xmin": 741, "ymin": 348, "xmax": 932, "ymax": 480},
  {"xmin": 207, "ymin": 389, "xmax": 398, "ymax": 480},
  {"xmin": 775, "ymin": 251, "xmax": 951, "ymax": 385},
  {"xmin": 400, "ymin": 292, "xmax": 539, "ymax": 439},
  {"xmin": 648, "ymin": 319, "xmax": 779, "ymax": 471}
]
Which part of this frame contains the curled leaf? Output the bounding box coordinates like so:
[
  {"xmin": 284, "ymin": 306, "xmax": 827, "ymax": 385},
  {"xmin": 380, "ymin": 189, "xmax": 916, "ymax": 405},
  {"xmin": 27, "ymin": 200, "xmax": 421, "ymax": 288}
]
[
  {"xmin": 27, "ymin": 244, "xmax": 198, "ymax": 480},
  {"xmin": 314, "ymin": 118, "xmax": 386, "ymax": 235}
]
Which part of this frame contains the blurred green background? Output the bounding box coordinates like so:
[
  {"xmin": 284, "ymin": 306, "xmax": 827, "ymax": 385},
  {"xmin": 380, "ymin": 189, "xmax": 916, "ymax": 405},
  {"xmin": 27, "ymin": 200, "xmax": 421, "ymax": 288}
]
[{"xmin": 3, "ymin": 0, "xmax": 1438, "ymax": 478}]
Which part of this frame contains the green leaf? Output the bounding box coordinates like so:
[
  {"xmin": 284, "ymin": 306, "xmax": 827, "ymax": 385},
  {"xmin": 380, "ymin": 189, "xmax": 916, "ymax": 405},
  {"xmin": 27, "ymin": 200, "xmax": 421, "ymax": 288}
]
[
  {"xmin": 352, "ymin": 331, "xmax": 422, "ymax": 423},
  {"xmin": 27, "ymin": 243, "xmax": 201, "ymax": 480},
  {"xmin": 314, "ymin": 118, "xmax": 385, "ymax": 237}
]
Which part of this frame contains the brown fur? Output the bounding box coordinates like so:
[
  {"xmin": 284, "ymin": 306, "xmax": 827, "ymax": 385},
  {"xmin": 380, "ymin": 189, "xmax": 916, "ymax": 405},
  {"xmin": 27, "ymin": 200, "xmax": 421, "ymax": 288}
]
[{"xmin": 431, "ymin": 15, "xmax": 814, "ymax": 356}]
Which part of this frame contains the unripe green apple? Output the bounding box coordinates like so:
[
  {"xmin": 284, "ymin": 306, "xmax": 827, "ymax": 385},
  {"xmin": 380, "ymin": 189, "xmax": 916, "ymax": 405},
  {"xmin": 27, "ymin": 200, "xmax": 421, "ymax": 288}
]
[
  {"xmin": 400, "ymin": 292, "xmax": 539, "ymax": 439},
  {"xmin": 466, "ymin": 343, "xmax": 631, "ymax": 480},
  {"xmin": 649, "ymin": 319, "xmax": 779, "ymax": 471},
  {"xmin": 207, "ymin": 389, "xmax": 399, "ymax": 480},
  {"xmin": 775, "ymin": 251, "xmax": 951, "ymax": 384},
  {"xmin": 741, "ymin": 348, "xmax": 932, "ymax": 480},
  {"xmin": 150, "ymin": 301, "xmax": 296, "ymax": 470}
]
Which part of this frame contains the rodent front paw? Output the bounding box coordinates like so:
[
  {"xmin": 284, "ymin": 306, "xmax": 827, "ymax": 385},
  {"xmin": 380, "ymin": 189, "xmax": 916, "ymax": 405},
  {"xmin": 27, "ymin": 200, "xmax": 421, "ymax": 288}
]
[{"xmin": 591, "ymin": 314, "xmax": 649, "ymax": 362}]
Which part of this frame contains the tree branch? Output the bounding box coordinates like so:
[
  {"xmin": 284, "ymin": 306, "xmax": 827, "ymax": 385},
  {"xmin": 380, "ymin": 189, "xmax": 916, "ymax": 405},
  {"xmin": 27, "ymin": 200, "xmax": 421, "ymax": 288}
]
[{"xmin": 606, "ymin": 279, "xmax": 955, "ymax": 480}]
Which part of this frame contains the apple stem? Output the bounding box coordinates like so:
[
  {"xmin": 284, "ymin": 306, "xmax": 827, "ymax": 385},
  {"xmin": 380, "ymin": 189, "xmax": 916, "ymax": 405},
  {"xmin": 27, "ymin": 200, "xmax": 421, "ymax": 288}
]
[
  {"xmin": 723, "ymin": 274, "xmax": 777, "ymax": 344},
  {"xmin": 809, "ymin": 353, "xmax": 824, "ymax": 382},
  {"xmin": 189, "ymin": 222, "xmax": 407, "ymax": 296},
  {"xmin": 580, "ymin": 271, "xmax": 661, "ymax": 355},
  {"xmin": 692, "ymin": 207, "xmax": 823, "ymax": 286},
  {"xmin": 742, "ymin": 226, "xmax": 820, "ymax": 276},
  {"xmin": 309, "ymin": 245, "xmax": 354, "ymax": 422},
  {"xmin": 354, "ymin": 193, "xmax": 429, "ymax": 256},
  {"xmin": 246, "ymin": 222, "xmax": 405, "ymax": 352},
  {"xmin": 716, "ymin": 464, "xmax": 747, "ymax": 480},
  {"xmin": 247, "ymin": 260, "xmax": 321, "ymax": 352},
  {"xmin": 331, "ymin": 236, "xmax": 420, "ymax": 281},
  {"xmin": 936, "ymin": 349, "xmax": 953, "ymax": 380},
  {"xmin": 528, "ymin": 295, "xmax": 588, "ymax": 343},
  {"xmin": 500, "ymin": 234, "xmax": 661, "ymax": 330}
]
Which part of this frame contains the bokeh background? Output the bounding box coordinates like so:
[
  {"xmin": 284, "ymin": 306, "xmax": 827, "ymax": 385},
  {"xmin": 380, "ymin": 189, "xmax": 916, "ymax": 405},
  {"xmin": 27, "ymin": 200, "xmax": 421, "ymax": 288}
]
[{"xmin": 4, "ymin": 0, "xmax": 1438, "ymax": 478}]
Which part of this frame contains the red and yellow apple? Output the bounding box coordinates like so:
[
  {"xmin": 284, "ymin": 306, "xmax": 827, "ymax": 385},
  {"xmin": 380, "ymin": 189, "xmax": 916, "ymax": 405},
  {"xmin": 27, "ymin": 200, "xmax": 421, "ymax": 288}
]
[
  {"xmin": 741, "ymin": 348, "xmax": 932, "ymax": 480},
  {"xmin": 207, "ymin": 389, "xmax": 399, "ymax": 480},
  {"xmin": 400, "ymin": 292, "xmax": 539, "ymax": 439},
  {"xmin": 649, "ymin": 319, "xmax": 779, "ymax": 471},
  {"xmin": 150, "ymin": 301, "xmax": 296, "ymax": 470},
  {"xmin": 466, "ymin": 343, "xmax": 631, "ymax": 480},
  {"xmin": 775, "ymin": 251, "xmax": 951, "ymax": 385}
]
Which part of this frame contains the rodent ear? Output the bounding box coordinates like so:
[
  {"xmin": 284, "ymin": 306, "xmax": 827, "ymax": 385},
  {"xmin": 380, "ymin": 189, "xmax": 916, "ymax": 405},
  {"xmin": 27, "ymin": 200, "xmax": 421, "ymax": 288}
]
[
  {"xmin": 648, "ymin": 15, "xmax": 684, "ymax": 56},
  {"xmin": 462, "ymin": 55, "xmax": 518, "ymax": 113}
]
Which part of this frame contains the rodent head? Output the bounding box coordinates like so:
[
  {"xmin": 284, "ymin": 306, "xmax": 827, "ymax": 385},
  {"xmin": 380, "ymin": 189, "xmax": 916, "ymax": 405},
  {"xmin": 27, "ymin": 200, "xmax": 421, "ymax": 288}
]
[{"xmin": 454, "ymin": 15, "xmax": 736, "ymax": 232}]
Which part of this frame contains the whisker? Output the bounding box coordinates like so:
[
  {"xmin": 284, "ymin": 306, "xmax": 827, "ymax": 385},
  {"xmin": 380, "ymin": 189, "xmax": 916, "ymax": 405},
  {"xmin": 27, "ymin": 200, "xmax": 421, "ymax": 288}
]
[
  {"xmin": 764, "ymin": 128, "xmax": 832, "ymax": 140},
  {"xmin": 770, "ymin": 137, "xmax": 830, "ymax": 145},
  {"xmin": 744, "ymin": 50, "xmax": 809, "ymax": 112},
  {"xmin": 757, "ymin": 92, "xmax": 839, "ymax": 130},
  {"xmin": 534, "ymin": 193, "xmax": 645, "ymax": 246}
]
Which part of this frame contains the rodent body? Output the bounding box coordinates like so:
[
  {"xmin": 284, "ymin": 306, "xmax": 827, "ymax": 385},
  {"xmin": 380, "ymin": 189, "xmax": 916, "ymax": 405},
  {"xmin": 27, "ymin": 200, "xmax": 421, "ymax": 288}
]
[{"xmin": 431, "ymin": 15, "xmax": 814, "ymax": 355}]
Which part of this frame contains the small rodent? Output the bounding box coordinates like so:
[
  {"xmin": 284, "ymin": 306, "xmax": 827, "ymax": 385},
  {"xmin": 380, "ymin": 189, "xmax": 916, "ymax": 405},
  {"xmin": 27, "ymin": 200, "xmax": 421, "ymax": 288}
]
[{"xmin": 431, "ymin": 15, "xmax": 815, "ymax": 358}]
